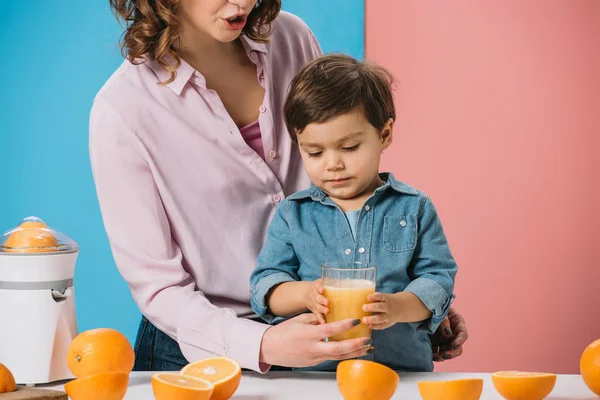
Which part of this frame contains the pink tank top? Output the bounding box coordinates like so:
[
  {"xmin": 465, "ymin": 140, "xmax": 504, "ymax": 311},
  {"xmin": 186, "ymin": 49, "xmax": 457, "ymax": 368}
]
[{"xmin": 239, "ymin": 120, "xmax": 265, "ymax": 161}]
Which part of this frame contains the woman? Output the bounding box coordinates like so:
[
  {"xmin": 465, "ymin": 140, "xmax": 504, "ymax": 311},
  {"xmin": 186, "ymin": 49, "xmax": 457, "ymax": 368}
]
[{"xmin": 91, "ymin": 0, "xmax": 468, "ymax": 371}]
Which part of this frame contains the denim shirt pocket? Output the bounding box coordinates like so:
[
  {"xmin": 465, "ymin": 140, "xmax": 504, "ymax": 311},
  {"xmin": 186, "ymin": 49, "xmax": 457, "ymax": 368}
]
[{"xmin": 383, "ymin": 214, "xmax": 417, "ymax": 252}]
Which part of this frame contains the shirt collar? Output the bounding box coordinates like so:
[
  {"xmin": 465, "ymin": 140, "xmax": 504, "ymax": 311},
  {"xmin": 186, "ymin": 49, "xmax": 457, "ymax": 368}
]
[
  {"xmin": 240, "ymin": 34, "xmax": 268, "ymax": 55},
  {"xmin": 145, "ymin": 56, "xmax": 196, "ymax": 96},
  {"xmin": 145, "ymin": 35, "xmax": 268, "ymax": 96},
  {"xmin": 378, "ymin": 172, "xmax": 420, "ymax": 196}
]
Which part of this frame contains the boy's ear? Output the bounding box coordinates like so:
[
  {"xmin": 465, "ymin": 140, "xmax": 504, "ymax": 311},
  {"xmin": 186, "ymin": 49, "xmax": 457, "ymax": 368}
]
[{"xmin": 380, "ymin": 118, "xmax": 394, "ymax": 150}]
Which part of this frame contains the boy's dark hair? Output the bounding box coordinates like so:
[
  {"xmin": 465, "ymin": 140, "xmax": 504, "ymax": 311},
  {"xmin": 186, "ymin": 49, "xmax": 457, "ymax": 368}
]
[{"xmin": 284, "ymin": 54, "xmax": 396, "ymax": 143}]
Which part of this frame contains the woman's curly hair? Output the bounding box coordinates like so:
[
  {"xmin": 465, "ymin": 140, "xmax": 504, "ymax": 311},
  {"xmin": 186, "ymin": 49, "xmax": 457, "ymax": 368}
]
[{"xmin": 109, "ymin": 0, "xmax": 281, "ymax": 84}]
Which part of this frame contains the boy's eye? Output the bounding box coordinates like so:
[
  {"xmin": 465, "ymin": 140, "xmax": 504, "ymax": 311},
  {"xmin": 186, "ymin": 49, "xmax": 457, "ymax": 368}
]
[
  {"xmin": 343, "ymin": 144, "xmax": 360, "ymax": 151},
  {"xmin": 308, "ymin": 151, "xmax": 323, "ymax": 158}
]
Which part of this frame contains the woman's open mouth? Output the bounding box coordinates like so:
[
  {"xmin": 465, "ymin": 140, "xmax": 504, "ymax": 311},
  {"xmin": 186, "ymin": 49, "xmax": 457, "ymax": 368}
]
[{"xmin": 223, "ymin": 15, "xmax": 248, "ymax": 31}]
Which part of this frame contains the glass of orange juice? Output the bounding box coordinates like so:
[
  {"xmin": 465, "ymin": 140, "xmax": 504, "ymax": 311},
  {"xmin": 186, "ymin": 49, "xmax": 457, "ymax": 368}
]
[{"xmin": 322, "ymin": 261, "xmax": 376, "ymax": 341}]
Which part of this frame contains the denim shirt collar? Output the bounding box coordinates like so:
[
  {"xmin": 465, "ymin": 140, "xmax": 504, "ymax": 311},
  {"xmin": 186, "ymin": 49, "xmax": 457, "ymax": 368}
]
[{"xmin": 286, "ymin": 172, "xmax": 419, "ymax": 202}]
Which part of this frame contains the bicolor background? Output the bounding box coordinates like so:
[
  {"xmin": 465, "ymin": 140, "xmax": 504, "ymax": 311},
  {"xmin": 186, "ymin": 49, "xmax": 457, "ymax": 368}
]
[{"xmin": 1, "ymin": 0, "xmax": 598, "ymax": 374}]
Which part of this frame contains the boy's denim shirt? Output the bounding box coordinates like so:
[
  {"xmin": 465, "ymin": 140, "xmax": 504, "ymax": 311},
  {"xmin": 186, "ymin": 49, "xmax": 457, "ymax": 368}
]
[{"xmin": 249, "ymin": 173, "xmax": 458, "ymax": 372}]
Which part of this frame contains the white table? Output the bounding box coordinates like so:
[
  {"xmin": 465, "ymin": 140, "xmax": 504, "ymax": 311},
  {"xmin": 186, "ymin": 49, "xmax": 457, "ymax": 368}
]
[{"xmin": 46, "ymin": 371, "xmax": 597, "ymax": 399}]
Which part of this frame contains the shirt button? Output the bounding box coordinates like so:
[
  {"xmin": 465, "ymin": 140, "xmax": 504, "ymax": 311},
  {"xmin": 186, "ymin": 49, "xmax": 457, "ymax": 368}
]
[
  {"xmin": 268, "ymin": 150, "xmax": 277, "ymax": 159},
  {"xmin": 344, "ymin": 249, "xmax": 352, "ymax": 255},
  {"xmin": 272, "ymin": 194, "xmax": 281, "ymax": 203},
  {"xmin": 358, "ymin": 247, "xmax": 366, "ymax": 254},
  {"xmin": 400, "ymin": 220, "xmax": 407, "ymax": 227},
  {"xmin": 259, "ymin": 71, "xmax": 265, "ymax": 80},
  {"xmin": 250, "ymin": 51, "xmax": 258, "ymax": 59},
  {"xmin": 259, "ymin": 105, "xmax": 267, "ymax": 113},
  {"xmin": 364, "ymin": 205, "xmax": 370, "ymax": 211}
]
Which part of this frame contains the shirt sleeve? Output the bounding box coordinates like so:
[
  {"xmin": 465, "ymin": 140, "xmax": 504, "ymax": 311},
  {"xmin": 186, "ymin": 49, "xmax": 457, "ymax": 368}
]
[
  {"xmin": 404, "ymin": 196, "xmax": 458, "ymax": 334},
  {"xmin": 307, "ymin": 26, "xmax": 324, "ymax": 58},
  {"xmin": 89, "ymin": 97, "xmax": 269, "ymax": 372},
  {"xmin": 249, "ymin": 200, "xmax": 302, "ymax": 323}
]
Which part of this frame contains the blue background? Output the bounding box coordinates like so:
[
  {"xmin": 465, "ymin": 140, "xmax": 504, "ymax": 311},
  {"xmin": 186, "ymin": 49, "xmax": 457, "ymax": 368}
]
[{"xmin": 0, "ymin": 0, "xmax": 364, "ymax": 344}]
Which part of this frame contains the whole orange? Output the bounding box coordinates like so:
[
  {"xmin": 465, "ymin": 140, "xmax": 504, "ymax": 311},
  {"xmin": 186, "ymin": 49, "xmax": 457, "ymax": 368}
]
[
  {"xmin": 67, "ymin": 328, "xmax": 135, "ymax": 378},
  {"xmin": 0, "ymin": 363, "xmax": 16, "ymax": 393},
  {"xmin": 581, "ymin": 338, "xmax": 600, "ymax": 396},
  {"xmin": 336, "ymin": 360, "xmax": 399, "ymax": 400}
]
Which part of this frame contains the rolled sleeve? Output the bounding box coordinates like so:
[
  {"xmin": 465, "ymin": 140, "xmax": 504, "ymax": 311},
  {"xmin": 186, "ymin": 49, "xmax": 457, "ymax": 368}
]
[
  {"xmin": 250, "ymin": 272, "xmax": 297, "ymax": 323},
  {"xmin": 406, "ymin": 196, "xmax": 458, "ymax": 334},
  {"xmin": 405, "ymin": 278, "xmax": 454, "ymax": 333},
  {"xmin": 249, "ymin": 200, "xmax": 301, "ymax": 323}
]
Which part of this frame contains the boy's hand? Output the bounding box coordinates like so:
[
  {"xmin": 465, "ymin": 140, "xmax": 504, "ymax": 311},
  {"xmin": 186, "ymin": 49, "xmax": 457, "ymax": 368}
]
[
  {"xmin": 304, "ymin": 279, "xmax": 329, "ymax": 324},
  {"xmin": 361, "ymin": 292, "xmax": 400, "ymax": 330}
]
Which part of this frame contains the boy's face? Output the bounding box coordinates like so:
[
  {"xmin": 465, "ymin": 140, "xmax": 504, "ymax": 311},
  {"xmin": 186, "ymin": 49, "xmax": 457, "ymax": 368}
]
[{"xmin": 297, "ymin": 107, "xmax": 393, "ymax": 209}]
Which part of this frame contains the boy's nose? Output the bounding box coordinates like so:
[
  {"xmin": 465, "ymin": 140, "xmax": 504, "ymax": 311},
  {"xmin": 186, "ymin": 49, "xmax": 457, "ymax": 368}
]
[{"xmin": 325, "ymin": 153, "xmax": 344, "ymax": 171}]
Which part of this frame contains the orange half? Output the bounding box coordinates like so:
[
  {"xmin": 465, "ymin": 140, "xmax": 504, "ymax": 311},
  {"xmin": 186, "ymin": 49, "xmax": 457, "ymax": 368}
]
[
  {"xmin": 4, "ymin": 224, "xmax": 58, "ymax": 252},
  {"xmin": 180, "ymin": 357, "xmax": 242, "ymax": 400},
  {"xmin": 64, "ymin": 371, "xmax": 129, "ymax": 400},
  {"xmin": 336, "ymin": 360, "xmax": 399, "ymax": 400},
  {"xmin": 418, "ymin": 378, "xmax": 483, "ymax": 400},
  {"xmin": 152, "ymin": 372, "xmax": 214, "ymax": 400},
  {"xmin": 0, "ymin": 362, "xmax": 16, "ymax": 394},
  {"xmin": 491, "ymin": 371, "xmax": 556, "ymax": 400}
]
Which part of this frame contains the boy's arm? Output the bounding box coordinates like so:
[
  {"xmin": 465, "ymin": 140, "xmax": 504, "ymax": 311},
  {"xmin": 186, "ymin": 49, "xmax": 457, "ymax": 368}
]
[
  {"xmin": 390, "ymin": 291, "xmax": 432, "ymax": 322},
  {"xmin": 266, "ymin": 281, "xmax": 312, "ymax": 317},
  {"xmin": 363, "ymin": 290, "xmax": 432, "ymax": 330},
  {"xmin": 403, "ymin": 196, "xmax": 458, "ymax": 333},
  {"xmin": 249, "ymin": 200, "xmax": 305, "ymax": 323}
]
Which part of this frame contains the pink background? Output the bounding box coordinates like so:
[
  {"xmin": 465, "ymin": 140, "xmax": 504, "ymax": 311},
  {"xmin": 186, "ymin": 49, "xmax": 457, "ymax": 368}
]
[{"xmin": 367, "ymin": 0, "xmax": 600, "ymax": 373}]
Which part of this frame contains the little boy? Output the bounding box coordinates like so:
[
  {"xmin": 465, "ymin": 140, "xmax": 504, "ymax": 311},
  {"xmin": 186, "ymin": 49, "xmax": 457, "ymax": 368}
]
[{"xmin": 249, "ymin": 54, "xmax": 458, "ymax": 372}]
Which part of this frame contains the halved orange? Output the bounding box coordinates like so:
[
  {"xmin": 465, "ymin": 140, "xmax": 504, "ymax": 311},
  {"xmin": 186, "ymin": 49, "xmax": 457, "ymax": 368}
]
[
  {"xmin": 152, "ymin": 372, "xmax": 214, "ymax": 400},
  {"xmin": 180, "ymin": 357, "xmax": 242, "ymax": 400},
  {"xmin": 418, "ymin": 378, "xmax": 483, "ymax": 400},
  {"xmin": 4, "ymin": 221, "xmax": 58, "ymax": 252},
  {"xmin": 336, "ymin": 359, "xmax": 399, "ymax": 400},
  {"xmin": 491, "ymin": 371, "xmax": 556, "ymax": 400},
  {"xmin": 0, "ymin": 362, "xmax": 16, "ymax": 393},
  {"xmin": 64, "ymin": 371, "xmax": 129, "ymax": 400}
]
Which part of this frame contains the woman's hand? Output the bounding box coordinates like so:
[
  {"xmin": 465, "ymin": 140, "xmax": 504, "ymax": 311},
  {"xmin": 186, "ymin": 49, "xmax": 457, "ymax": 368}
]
[
  {"xmin": 259, "ymin": 313, "xmax": 374, "ymax": 368},
  {"xmin": 430, "ymin": 307, "xmax": 468, "ymax": 361}
]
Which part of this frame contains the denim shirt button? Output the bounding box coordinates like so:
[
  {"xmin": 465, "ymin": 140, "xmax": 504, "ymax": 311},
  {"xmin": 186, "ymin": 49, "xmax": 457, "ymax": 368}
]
[
  {"xmin": 358, "ymin": 247, "xmax": 366, "ymax": 254},
  {"xmin": 400, "ymin": 220, "xmax": 407, "ymax": 227},
  {"xmin": 344, "ymin": 249, "xmax": 352, "ymax": 255},
  {"xmin": 364, "ymin": 205, "xmax": 371, "ymax": 211}
]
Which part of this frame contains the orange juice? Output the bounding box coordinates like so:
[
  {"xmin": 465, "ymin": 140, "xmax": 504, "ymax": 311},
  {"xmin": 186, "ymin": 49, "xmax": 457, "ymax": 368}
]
[{"xmin": 323, "ymin": 279, "xmax": 375, "ymax": 341}]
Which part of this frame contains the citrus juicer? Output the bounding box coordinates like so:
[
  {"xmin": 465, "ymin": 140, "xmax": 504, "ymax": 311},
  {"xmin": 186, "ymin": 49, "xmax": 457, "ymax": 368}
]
[{"xmin": 0, "ymin": 216, "xmax": 79, "ymax": 385}]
